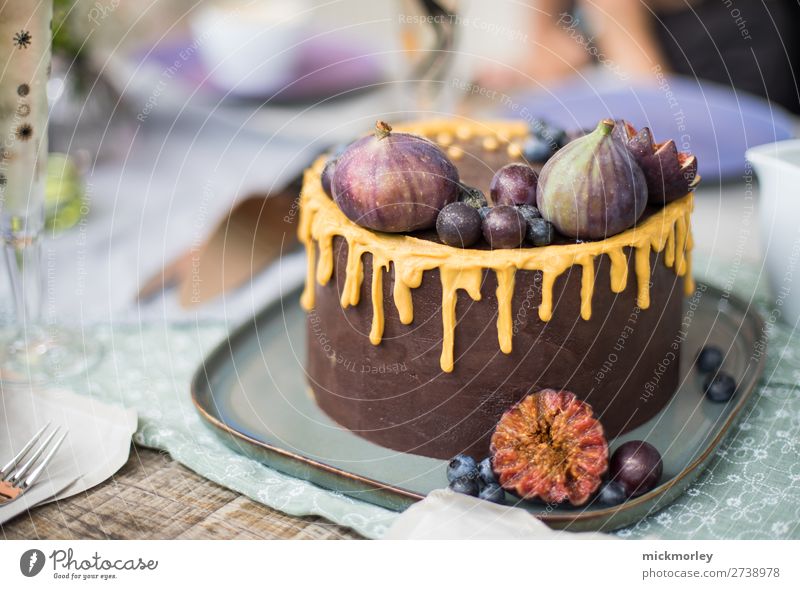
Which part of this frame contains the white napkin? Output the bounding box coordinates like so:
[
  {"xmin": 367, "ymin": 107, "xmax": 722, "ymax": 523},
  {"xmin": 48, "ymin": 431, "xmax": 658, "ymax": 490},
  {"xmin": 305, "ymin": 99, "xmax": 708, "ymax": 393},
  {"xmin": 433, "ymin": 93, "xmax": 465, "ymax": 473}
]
[
  {"xmin": 0, "ymin": 387, "xmax": 137, "ymax": 524},
  {"xmin": 384, "ymin": 489, "xmax": 618, "ymax": 540}
]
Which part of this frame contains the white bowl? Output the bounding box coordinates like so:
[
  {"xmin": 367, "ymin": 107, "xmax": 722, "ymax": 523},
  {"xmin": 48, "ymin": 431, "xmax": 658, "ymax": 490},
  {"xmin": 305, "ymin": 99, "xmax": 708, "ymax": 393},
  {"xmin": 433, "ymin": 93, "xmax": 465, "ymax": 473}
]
[
  {"xmin": 190, "ymin": 1, "xmax": 309, "ymax": 96},
  {"xmin": 746, "ymin": 139, "xmax": 800, "ymax": 327}
]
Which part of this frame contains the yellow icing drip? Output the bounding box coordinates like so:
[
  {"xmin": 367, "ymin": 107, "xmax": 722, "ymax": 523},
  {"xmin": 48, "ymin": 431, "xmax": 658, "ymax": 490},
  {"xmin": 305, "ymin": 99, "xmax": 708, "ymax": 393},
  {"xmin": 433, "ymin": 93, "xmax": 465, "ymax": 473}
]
[
  {"xmin": 439, "ymin": 267, "xmax": 483, "ymax": 372},
  {"xmin": 579, "ymin": 257, "xmax": 595, "ymax": 320},
  {"xmin": 634, "ymin": 245, "xmax": 652, "ymax": 309},
  {"xmin": 495, "ymin": 266, "xmax": 516, "ymax": 354},
  {"xmin": 369, "ymin": 255, "xmax": 389, "ymax": 345},
  {"xmin": 298, "ymin": 119, "xmax": 696, "ymax": 373},
  {"xmin": 340, "ymin": 238, "xmax": 364, "ymax": 308},
  {"xmin": 608, "ymin": 248, "xmax": 629, "ymax": 293}
]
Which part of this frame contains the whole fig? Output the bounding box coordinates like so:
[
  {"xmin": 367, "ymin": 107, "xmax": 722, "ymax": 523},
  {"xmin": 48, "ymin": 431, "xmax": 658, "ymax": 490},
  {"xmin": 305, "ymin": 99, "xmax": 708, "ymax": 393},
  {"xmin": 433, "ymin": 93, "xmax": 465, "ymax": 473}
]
[
  {"xmin": 537, "ymin": 119, "xmax": 648, "ymax": 240},
  {"xmin": 332, "ymin": 121, "xmax": 460, "ymax": 232}
]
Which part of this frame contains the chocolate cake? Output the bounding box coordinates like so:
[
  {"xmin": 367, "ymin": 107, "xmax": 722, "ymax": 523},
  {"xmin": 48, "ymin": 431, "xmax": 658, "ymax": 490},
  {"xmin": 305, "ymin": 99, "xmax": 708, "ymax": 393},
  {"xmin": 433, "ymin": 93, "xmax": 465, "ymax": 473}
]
[{"xmin": 299, "ymin": 119, "xmax": 694, "ymax": 460}]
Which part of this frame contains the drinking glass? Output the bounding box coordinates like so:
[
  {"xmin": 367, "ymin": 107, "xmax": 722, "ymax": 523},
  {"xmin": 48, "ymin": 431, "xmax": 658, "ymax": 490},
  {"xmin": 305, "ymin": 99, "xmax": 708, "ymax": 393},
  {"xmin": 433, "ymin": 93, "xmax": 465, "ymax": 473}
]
[
  {"xmin": 0, "ymin": 1, "xmax": 102, "ymax": 384},
  {"xmin": 397, "ymin": 0, "xmax": 460, "ymax": 116}
]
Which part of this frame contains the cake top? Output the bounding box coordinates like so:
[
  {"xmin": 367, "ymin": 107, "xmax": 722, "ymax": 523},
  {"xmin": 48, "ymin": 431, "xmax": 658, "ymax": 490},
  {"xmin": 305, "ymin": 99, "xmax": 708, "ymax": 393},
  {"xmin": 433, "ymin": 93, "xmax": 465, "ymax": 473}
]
[
  {"xmin": 319, "ymin": 118, "xmax": 698, "ymax": 249},
  {"xmin": 299, "ymin": 119, "xmax": 696, "ymax": 372}
]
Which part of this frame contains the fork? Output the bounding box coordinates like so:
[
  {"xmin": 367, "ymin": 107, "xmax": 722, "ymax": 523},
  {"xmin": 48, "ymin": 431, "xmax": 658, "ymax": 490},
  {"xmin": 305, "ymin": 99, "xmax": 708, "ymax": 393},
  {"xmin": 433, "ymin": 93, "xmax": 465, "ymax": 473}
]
[{"xmin": 0, "ymin": 423, "xmax": 68, "ymax": 504}]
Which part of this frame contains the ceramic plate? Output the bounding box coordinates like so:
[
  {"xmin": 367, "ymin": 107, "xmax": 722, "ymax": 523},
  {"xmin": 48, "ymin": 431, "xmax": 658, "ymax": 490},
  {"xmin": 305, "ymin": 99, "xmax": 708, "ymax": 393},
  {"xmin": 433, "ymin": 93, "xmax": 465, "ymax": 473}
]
[{"xmin": 191, "ymin": 282, "xmax": 765, "ymax": 531}]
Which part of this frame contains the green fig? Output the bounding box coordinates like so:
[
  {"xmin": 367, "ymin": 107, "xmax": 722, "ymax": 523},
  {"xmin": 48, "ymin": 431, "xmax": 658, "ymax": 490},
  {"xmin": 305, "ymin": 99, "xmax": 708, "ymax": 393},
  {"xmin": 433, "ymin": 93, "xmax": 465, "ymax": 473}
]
[{"xmin": 536, "ymin": 119, "xmax": 648, "ymax": 240}]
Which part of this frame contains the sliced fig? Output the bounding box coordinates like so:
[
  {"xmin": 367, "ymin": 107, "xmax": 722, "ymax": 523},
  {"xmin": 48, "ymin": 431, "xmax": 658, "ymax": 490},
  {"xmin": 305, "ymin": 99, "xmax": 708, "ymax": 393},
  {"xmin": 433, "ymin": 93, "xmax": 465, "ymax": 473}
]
[
  {"xmin": 618, "ymin": 124, "xmax": 700, "ymax": 204},
  {"xmin": 490, "ymin": 389, "xmax": 609, "ymax": 506}
]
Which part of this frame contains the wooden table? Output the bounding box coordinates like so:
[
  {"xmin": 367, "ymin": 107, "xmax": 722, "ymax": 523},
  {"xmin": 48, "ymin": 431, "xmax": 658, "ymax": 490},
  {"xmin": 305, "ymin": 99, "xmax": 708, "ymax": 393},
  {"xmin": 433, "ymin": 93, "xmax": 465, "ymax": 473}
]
[{"xmin": 1, "ymin": 447, "xmax": 361, "ymax": 540}]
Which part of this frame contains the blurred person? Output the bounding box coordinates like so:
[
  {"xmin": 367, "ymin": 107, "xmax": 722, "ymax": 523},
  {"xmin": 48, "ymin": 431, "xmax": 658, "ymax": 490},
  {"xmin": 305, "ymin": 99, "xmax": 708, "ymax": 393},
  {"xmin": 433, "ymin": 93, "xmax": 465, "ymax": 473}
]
[{"xmin": 481, "ymin": 0, "xmax": 800, "ymax": 113}]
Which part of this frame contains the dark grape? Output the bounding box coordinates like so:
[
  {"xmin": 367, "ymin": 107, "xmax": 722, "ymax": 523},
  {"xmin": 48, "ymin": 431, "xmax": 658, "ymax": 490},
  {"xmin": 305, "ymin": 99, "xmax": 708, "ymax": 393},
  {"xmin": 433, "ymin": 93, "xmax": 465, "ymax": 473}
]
[
  {"xmin": 490, "ymin": 163, "xmax": 538, "ymax": 206},
  {"xmin": 436, "ymin": 202, "xmax": 482, "ymax": 248},
  {"xmin": 609, "ymin": 441, "xmax": 663, "ymax": 497},
  {"xmin": 482, "ymin": 206, "xmax": 526, "ymax": 249}
]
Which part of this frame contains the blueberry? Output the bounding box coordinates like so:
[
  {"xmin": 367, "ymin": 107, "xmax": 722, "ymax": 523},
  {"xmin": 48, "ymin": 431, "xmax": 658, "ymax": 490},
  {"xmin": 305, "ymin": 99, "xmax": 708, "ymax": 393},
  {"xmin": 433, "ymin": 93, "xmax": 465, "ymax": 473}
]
[
  {"xmin": 436, "ymin": 202, "xmax": 482, "ymax": 248},
  {"xmin": 703, "ymin": 372, "xmax": 737, "ymax": 403},
  {"xmin": 697, "ymin": 346, "xmax": 724, "ymax": 374},
  {"xmin": 458, "ymin": 184, "xmax": 488, "ymax": 209},
  {"xmin": 529, "ymin": 118, "xmax": 550, "ymax": 136},
  {"xmin": 596, "ymin": 480, "xmax": 627, "ymax": 506},
  {"xmin": 449, "ymin": 475, "xmax": 480, "ymax": 496},
  {"xmin": 477, "ymin": 457, "xmax": 497, "ymax": 486},
  {"xmin": 446, "ymin": 454, "xmax": 478, "ymax": 482},
  {"xmin": 546, "ymin": 126, "xmax": 569, "ymax": 149},
  {"xmin": 522, "ymin": 136, "xmax": 552, "ymax": 164},
  {"xmin": 478, "ymin": 483, "xmax": 506, "ymax": 504},
  {"xmin": 526, "ymin": 218, "xmax": 555, "ymax": 246},
  {"xmin": 531, "ymin": 121, "xmax": 568, "ymax": 150},
  {"xmin": 517, "ymin": 204, "xmax": 542, "ymax": 225}
]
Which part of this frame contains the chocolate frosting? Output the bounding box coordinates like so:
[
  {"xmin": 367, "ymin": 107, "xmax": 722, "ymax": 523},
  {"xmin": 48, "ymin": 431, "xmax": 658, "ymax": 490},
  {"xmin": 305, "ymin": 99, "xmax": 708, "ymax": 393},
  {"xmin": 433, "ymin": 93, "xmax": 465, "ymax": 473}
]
[{"xmin": 307, "ymin": 238, "xmax": 683, "ymax": 459}]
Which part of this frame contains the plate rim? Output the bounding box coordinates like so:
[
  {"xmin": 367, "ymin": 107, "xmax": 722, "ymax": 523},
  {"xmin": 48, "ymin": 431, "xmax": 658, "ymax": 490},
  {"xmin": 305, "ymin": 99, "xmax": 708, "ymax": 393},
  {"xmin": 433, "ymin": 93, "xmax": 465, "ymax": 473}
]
[{"xmin": 190, "ymin": 281, "xmax": 766, "ymax": 526}]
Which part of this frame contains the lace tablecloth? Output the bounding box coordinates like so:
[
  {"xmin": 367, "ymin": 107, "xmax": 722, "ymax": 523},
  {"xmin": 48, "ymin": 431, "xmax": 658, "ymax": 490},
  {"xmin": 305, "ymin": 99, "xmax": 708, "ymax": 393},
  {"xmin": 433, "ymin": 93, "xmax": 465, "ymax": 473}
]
[{"xmin": 74, "ymin": 260, "xmax": 800, "ymax": 539}]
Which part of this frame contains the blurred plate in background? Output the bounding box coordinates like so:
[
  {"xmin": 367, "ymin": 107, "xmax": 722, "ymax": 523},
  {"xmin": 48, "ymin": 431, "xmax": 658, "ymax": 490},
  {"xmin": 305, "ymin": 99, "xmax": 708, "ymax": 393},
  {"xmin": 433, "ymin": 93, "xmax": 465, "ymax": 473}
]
[
  {"xmin": 142, "ymin": 33, "xmax": 385, "ymax": 104},
  {"xmin": 510, "ymin": 76, "xmax": 794, "ymax": 181}
]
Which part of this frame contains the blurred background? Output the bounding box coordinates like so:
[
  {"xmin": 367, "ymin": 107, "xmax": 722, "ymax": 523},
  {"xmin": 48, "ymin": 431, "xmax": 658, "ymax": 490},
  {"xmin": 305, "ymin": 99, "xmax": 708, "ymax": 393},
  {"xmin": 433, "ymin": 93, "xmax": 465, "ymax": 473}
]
[{"xmin": 12, "ymin": 0, "xmax": 798, "ymax": 325}]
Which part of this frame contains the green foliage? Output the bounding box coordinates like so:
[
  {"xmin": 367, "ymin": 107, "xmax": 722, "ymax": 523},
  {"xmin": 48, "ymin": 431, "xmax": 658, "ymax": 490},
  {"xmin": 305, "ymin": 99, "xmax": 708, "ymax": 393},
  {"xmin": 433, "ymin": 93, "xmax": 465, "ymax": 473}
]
[{"xmin": 52, "ymin": 0, "xmax": 84, "ymax": 59}]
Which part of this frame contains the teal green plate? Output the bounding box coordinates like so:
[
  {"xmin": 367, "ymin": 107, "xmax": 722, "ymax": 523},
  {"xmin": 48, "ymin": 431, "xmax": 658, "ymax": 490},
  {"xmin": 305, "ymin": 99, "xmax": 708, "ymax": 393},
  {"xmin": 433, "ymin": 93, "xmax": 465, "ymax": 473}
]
[{"xmin": 191, "ymin": 282, "xmax": 765, "ymax": 531}]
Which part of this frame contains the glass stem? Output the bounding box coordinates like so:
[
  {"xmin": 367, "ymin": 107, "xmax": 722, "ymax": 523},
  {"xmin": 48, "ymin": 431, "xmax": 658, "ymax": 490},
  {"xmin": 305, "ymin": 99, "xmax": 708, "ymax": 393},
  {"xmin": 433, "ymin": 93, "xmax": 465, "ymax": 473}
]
[{"xmin": 3, "ymin": 214, "xmax": 45, "ymax": 340}]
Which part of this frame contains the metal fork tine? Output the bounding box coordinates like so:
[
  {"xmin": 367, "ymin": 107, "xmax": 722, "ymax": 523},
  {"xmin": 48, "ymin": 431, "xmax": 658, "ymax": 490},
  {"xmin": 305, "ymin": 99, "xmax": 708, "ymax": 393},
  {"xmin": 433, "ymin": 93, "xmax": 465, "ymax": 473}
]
[
  {"xmin": 23, "ymin": 431, "xmax": 68, "ymax": 489},
  {"xmin": 1, "ymin": 422, "xmax": 51, "ymax": 480},
  {"xmin": 9, "ymin": 426, "xmax": 60, "ymax": 484}
]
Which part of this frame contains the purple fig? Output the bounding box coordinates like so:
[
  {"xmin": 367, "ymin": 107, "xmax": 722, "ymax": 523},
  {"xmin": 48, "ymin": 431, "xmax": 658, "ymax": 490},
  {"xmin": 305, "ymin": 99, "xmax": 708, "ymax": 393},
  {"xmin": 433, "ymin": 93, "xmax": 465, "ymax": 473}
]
[
  {"xmin": 616, "ymin": 122, "xmax": 700, "ymax": 203},
  {"xmin": 536, "ymin": 119, "xmax": 648, "ymax": 240},
  {"xmin": 332, "ymin": 121, "xmax": 460, "ymax": 232}
]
